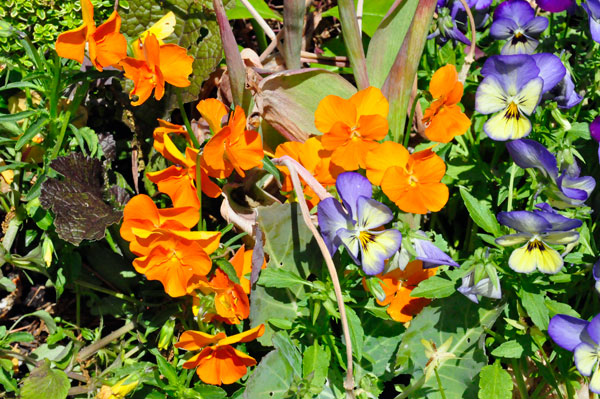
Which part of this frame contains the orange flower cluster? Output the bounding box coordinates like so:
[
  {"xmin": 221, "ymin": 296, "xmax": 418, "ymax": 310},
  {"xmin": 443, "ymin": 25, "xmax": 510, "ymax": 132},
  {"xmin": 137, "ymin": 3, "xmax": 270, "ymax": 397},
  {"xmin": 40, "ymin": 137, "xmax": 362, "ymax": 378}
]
[
  {"xmin": 274, "ymin": 137, "xmax": 340, "ymax": 208},
  {"xmin": 175, "ymin": 324, "xmax": 265, "ymax": 385},
  {"xmin": 365, "ymin": 142, "xmax": 449, "ymax": 214},
  {"xmin": 423, "ymin": 64, "xmax": 471, "ymax": 143},
  {"xmin": 120, "ymin": 194, "xmax": 221, "ymax": 297},
  {"xmin": 55, "ymin": 6, "xmax": 192, "ymax": 106},
  {"xmin": 375, "ymin": 260, "xmax": 437, "ymax": 323}
]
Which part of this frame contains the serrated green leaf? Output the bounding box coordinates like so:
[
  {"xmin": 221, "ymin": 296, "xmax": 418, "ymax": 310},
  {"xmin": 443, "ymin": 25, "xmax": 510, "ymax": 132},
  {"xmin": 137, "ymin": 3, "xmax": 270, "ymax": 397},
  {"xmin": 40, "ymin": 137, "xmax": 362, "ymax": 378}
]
[
  {"xmin": 344, "ymin": 305, "xmax": 364, "ymax": 361},
  {"xmin": 490, "ymin": 340, "xmax": 524, "ymax": 358},
  {"xmin": 478, "ymin": 362, "xmax": 513, "ymax": 399},
  {"xmin": 244, "ymin": 349, "xmax": 294, "ymax": 399},
  {"xmin": 520, "ymin": 289, "xmax": 549, "ymax": 330},
  {"xmin": 272, "ymin": 332, "xmax": 302, "ymax": 378},
  {"xmin": 257, "ymin": 267, "xmax": 312, "ymax": 289},
  {"xmin": 362, "ymin": 316, "xmax": 404, "ymax": 378},
  {"xmin": 459, "ymin": 188, "xmax": 502, "ymax": 237},
  {"xmin": 21, "ymin": 359, "xmax": 69, "ymax": 399},
  {"xmin": 410, "ymin": 275, "xmax": 456, "ymax": 299},
  {"xmin": 192, "ymin": 384, "xmax": 227, "ymax": 399},
  {"xmin": 303, "ymin": 342, "xmax": 330, "ymax": 388}
]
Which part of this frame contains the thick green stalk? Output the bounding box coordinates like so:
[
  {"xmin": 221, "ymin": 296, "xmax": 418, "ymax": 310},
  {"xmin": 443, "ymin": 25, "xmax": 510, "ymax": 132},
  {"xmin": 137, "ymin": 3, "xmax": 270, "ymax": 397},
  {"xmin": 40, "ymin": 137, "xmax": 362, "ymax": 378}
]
[
  {"xmin": 283, "ymin": 0, "xmax": 305, "ymax": 69},
  {"xmin": 337, "ymin": 0, "xmax": 369, "ymax": 89}
]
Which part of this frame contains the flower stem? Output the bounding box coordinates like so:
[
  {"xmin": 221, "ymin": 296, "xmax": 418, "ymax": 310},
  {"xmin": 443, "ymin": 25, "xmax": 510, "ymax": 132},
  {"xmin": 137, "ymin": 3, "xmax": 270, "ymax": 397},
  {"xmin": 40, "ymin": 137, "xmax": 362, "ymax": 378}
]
[
  {"xmin": 177, "ymin": 89, "xmax": 200, "ymax": 149},
  {"xmin": 434, "ymin": 367, "xmax": 447, "ymax": 399},
  {"xmin": 74, "ymin": 279, "xmax": 138, "ymax": 304},
  {"xmin": 511, "ymin": 358, "xmax": 529, "ymax": 399},
  {"xmin": 507, "ymin": 162, "xmax": 517, "ymax": 212},
  {"xmin": 195, "ymin": 152, "xmax": 204, "ymax": 230}
]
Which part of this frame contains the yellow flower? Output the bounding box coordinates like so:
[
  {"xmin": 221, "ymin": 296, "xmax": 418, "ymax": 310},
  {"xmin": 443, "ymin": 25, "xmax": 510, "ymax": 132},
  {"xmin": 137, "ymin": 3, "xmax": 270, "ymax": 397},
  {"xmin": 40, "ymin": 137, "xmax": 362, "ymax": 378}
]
[{"xmin": 96, "ymin": 376, "xmax": 138, "ymax": 399}]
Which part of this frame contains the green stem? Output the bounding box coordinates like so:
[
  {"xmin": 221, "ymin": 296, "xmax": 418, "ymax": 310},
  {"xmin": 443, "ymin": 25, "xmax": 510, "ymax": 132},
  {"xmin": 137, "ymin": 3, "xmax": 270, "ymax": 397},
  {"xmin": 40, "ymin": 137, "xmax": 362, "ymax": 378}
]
[
  {"xmin": 404, "ymin": 93, "xmax": 420, "ymax": 147},
  {"xmin": 195, "ymin": 152, "xmax": 203, "ymax": 231},
  {"xmin": 74, "ymin": 279, "xmax": 138, "ymax": 304},
  {"xmin": 250, "ymin": 20, "xmax": 268, "ymax": 52},
  {"xmin": 177, "ymin": 89, "xmax": 200, "ymax": 148},
  {"xmin": 507, "ymin": 163, "xmax": 517, "ymax": 212},
  {"xmin": 50, "ymin": 110, "xmax": 71, "ymax": 159},
  {"xmin": 532, "ymin": 339, "xmax": 565, "ymax": 399},
  {"xmin": 393, "ymin": 375, "xmax": 426, "ymax": 399},
  {"xmin": 434, "ymin": 367, "xmax": 447, "ymax": 399},
  {"xmin": 511, "ymin": 358, "xmax": 529, "ymax": 399}
]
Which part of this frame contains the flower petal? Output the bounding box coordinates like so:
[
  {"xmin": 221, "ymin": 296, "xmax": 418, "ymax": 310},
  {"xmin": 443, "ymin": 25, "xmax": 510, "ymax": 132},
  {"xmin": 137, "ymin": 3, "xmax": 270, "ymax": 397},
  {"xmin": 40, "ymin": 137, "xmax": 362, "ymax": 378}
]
[
  {"xmin": 359, "ymin": 229, "xmax": 402, "ymax": 275},
  {"xmin": 365, "ymin": 141, "xmax": 409, "ymax": 186},
  {"xmin": 357, "ymin": 197, "xmax": 393, "ymax": 230},
  {"xmin": 412, "ymin": 238, "xmax": 460, "ymax": 268},
  {"xmin": 541, "ymin": 231, "xmax": 580, "ymax": 245},
  {"xmin": 532, "ymin": 53, "xmax": 566, "ymax": 94},
  {"xmin": 159, "ymin": 44, "xmax": 193, "ymax": 87},
  {"xmin": 574, "ymin": 342, "xmax": 598, "ymax": 376},
  {"xmin": 506, "ymin": 139, "xmax": 558, "ymax": 180},
  {"xmin": 336, "ymin": 172, "xmax": 372, "ymax": 219},
  {"xmin": 497, "ymin": 211, "xmax": 552, "ymax": 234},
  {"xmin": 317, "ymin": 197, "xmax": 352, "ymax": 255},
  {"xmin": 475, "ymin": 75, "xmax": 508, "ymax": 115},
  {"xmin": 349, "ymin": 86, "xmax": 389, "ymax": 119},
  {"xmin": 315, "ymin": 95, "xmax": 356, "ymax": 133},
  {"xmin": 495, "ymin": 233, "xmax": 531, "ymax": 246},
  {"xmin": 548, "ymin": 314, "xmax": 588, "ymax": 352},
  {"xmin": 508, "ymin": 240, "xmax": 565, "ymax": 274}
]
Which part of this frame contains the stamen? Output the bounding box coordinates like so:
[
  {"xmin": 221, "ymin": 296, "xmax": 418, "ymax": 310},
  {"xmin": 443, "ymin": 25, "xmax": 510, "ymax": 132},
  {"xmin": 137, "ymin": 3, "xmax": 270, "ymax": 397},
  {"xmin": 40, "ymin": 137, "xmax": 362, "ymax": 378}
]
[
  {"xmin": 358, "ymin": 231, "xmax": 375, "ymax": 247},
  {"xmin": 526, "ymin": 240, "xmax": 545, "ymax": 252},
  {"xmin": 503, "ymin": 102, "xmax": 521, "ymax": 121},
  {"xmin": 511, "ymin": 31, "xmax": 528, "ymax": 44}
]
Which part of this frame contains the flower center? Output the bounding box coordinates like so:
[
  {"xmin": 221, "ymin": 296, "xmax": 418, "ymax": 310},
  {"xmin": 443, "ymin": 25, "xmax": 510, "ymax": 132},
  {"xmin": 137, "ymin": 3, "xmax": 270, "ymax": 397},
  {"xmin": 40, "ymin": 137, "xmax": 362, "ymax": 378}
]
[
  {"xmin": 504, "ymin": 102, "xmax": 521, "ymax": 121},
  {"xmin": 408, "ymin": 174, "xmax": 419, "ymax": 187},
  {"xmin": 512, "ymin": 30, "xmax": 528, "ymax": 44},
  {"xmin": 350, "ymin": 125, "xmax": 362, "ymax": 139},
  {"xmin": 358, "ymin": 230, "xmax": 375, "ymax": 247},
  {"xmin": 526, "ymin": 239, "xmax": 545, "ymax": 252}
]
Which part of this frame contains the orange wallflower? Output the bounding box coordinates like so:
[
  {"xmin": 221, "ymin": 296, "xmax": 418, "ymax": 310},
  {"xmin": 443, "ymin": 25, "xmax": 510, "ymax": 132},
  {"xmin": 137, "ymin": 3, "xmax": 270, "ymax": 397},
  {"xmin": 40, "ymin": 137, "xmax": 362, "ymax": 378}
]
[
  {"xmin": 120, "ymin": 194, "xmax": 198, "ymax": 255},
  {"xmin": 314, "ymin": 86, "xmax": 389, "ymax": 171},
  {"xmin": 274, "ymin": 137, "xmax": 339, "ymax": 207},
  {"xmin": 132, "ymin": 228, "xmax": 221, "ymax": 297},
  {"xmin": 365, "ymin": 142, "xmax": 449, "ymax": 214},
  {"xmin": 55, "ymin": 0, "xmax": 127, "ymax": 71},
  {"xmin": 147, "ymin": 121, "xmax": 221, "ymax": 208},
  {"xmin": 175, "ymin": 324, "xmax": 265, "ymax": 385},
  {"xmin": 422, "ymin": 64, "xmax": 471, "ymax": 143},
  {"xmin": 197, "ymin": 101, "xmax": 263, "ymax": 179},
  {"xmin": 120, "ymin": 33, "xmax": 193, "ymax": 106},
  {"xmin": 375, "ymin": 260, "xmax": 437, "ymax": 323}
]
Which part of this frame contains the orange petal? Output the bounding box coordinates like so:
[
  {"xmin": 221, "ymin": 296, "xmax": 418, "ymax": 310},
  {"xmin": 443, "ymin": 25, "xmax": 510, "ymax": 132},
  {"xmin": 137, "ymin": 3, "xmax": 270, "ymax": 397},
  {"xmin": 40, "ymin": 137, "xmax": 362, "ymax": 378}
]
[
  {"xmin": 320, "ymin": 121, "xmax": 351, "ymax": 151},
  {"xmin": 429, "ymin": 64, "xmax": 458, "ymax": 99},
  {"xmin": 349, "ymin": 86, "xmax": 389, "ymax": 119},
  {"xmin": 227, "ymin": 106, "xmax": 248, "ymax": 139},
  {"xmin": 418, "ymin": 182, "xmax": 449, "ymax": 213},
  {"xmin": 91, "ymin": 11, "xmax": 127, "ymax": 69},
  {"xmin": 147, "ymin": 166, "xmax": 200, "ymax": 209},
  {"xmin": 120, "ymin": 194, "xmax": 160, "ymax": 240},
  {"xmin": 121, "ymin": 57, "xmax": 155, "ymax": 106},
  {"xmin": 412, "ymin": 150, "xmax": 446, "ymax": 183},
  {"xmin": 159, "ymin": 44, "xmax": 193, "ymax": 87},
  {"xmin": 226, "ymin": 129, "xmax": 264, "ymax": 177},
  {"xmin": 197, "ymin": 99, "xmax": 228, "ymax": 134},
  {"xmin": 195, "ymin": 346, "xmax": 256, "ymax": 385},
  {"xmin": 365, "ymin": 141, "xmax": 409, "ymax": 186},
  {"xmin": 387, "ymin": 286, "xmax": 432, "ymax": 323},
  {"xmin": 80, "ymin": 0, "xmax": 95, "ymax": 28},
  {"xmin": 218, "ymin": 324, "xmax": 265, "ymax": 346},
  {"xmin": 380, "ymin": 166, "xmax": 428, "ymax": 214},
  {"xmin": 203, "ymin": 128, "xmax": 233, "ymax": 178},
  {"xmin": 55, "ymin": 25, "xmax": 88, "ymax": 64},
  {"xmin": 314, "ymin": 95, "xmax": 356, "ymax": 134},
  {"xmin": 176, "ymin": 331, "xmax": 225, "ymax": 351},
  {"xmin": 424, "ymin": 106, "xmax": 470, "ymax": 143}
]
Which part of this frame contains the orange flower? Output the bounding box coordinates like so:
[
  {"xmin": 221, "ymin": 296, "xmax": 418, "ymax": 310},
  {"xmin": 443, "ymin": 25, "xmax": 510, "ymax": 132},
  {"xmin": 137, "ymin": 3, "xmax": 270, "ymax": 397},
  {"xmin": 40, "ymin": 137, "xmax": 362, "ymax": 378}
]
[
  {"xmin": 314, "ymin": 86, "xmax": 389, "ymax": 171},
  {"xmin": 120, "ymin": 33, "xmax": 193, "ymax": 106},
  {"xmin": 366, "ymin": 142, "xmax": 449, "ymax": 214},
  {"xmin": 274, "ymin": 137, "xmax": 340, "ymax": 207},
  {"xmin": 422, "ymin": 64, "xmax": 471, "ymax": 143},
  {"xmin": 175, "ymin": 324, "xmax": 265, "ymax": 385},
  {"xmin": 132, "ymin": 229, "xmax": 221, "ymax": 297},
  {"xmin": 120, "ymin": 194, "xmax": 199, "ymax": 255},
  {"xmin": 55, "ymin": 0, "xmax": 127, "ymax": 71},
  {"xmin": 147, "ymin": 121, "xmax": 221, "ymax": 208},
  {"xmin": 198, "ymin": 101, "xmax": 264, "ymax": 178},
  {"xmin": 375, "ymin": 260, "xmax": 437, "ymax": 323}
]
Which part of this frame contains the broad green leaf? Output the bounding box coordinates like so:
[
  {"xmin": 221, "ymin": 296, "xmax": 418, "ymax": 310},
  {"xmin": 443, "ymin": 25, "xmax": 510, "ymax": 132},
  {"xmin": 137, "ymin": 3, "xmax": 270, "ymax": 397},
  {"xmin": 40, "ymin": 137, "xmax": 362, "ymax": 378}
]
[
  {"xmin": 361, "ymin": 316, "xmax": 404, "ymax": 378},
  {"xmin": 155, "ymin": 354, "xmax": 179, "ymax": 387},
  {"xmin": 459, "ymin": 188, "xmax": 503, "ymax": 237},
  {"xmin": 251, "ymin": 203, "xmax": 319, "ymax": 344},
  {"xmin": 337, "ymin": 0, "xmax": 368, "ymax": 89},
  {"xmin": 399, "ymin": 294, "xmax": 504, "ymax": 399},
  {"xmin": 410, "ymin": 275, "xmax": 457, "ymax": 299},
  {"xmin": 20, "ymin": 359, "xmax": 69, "ymax": 399},
  {"xmin": 303, "ymin": 342, "xmax": 330, "ymax": 389},
  {"xmin": 490, "ymin": 340, "xmax": 524, "ymax": 359},
  {"xmin": 545, "ymin": 298, "xmax": 580, "ymax": 318},
  {"xmin": 227, "ymin": 0, "xmax": 282, "ymax": 21},
  {"xmin": 344, "ymin": 305, "xmax": 364, "ymax": 361},
  {"xmin": 520, "ymin": 289, "xmax": 549, "ymax": 330},
  {"xmin": 478, "ymin": 362, "xmax": 513, "ymax": 399},
  {"xmin": 365, "ymin": 0, "xmax": 419, "ymax": 88},
  {"xmin": 255, "ymin": 69, "xmax": 357, "ymax": 141},
  {"xmin": 257, "ymin": 267, "xmax": 312, "ymax": 289},
  {"xmin": 243, "ymin": 350, "xmax": 294, "ymax": 399},
  {"xmin": 272, "ymin": 332, "xmax": 302, "ymax": 378},
  {"xmin": 120, "ymin": 0, "xmax": 230, "ymax": 103},
  {"xmin": 192, "ymin": 384, "xmax": 227, "ymax": 399},
  {"xmin": 4, "ymin": 331, "xmax": 34, "ymax": 344},
  {"xmin": 322, "ymin": 0, "xmax": 396, "ymax": 37}
]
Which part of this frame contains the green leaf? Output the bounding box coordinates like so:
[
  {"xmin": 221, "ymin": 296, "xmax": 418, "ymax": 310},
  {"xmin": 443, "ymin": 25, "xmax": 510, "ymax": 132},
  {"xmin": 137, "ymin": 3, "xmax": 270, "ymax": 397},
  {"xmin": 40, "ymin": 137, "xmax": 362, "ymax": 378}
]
[
  {"xmin": 520, "ymin": 289, "xmax": 549, "ymax": 330},
  {"xmin": 20, "ymin": 359, "xmax": 69, "ymax": 399},
  {"xmin": 15, "ymin": 115, "xmax": 48, "ymax": 150},
  {"xmin": 244, "ymin": 350, "xmax": 294, "ymax": 398},
  {"xmin": 255, "ymin": 69, "xmax": 356, "ymax": 141},
  {"xmin": 119, "ymin": 0, "xmax": 230, "ymax": 103},
  {"xmin": 303, "ymin": 342, "xmax": 330, "ymax": 389},
  {"xmin": 0, "ymin": 110, "xmax": 37, "ymax": 122},
  {"xmin": 272, "ymin": 332, "xmax": 302, "ymax": 378},
  {"xmin": 192, "ymin": 384, "xmax": 227, "ymax": 399},
  {"xmin": 344, "ymin": 305, "xmax": 364, "ymax": 361},
  {"xmin": 251, "ymin": 202, "xmax": 318, "ymax": 344},
  {"xmin": 478, "ymin": 362, "xmax": 513, "ymax": 399},
  {"xmin": 459, "ymin": 188, "xmax": 502, "ymax": 237},
  {"xmin": 227, "ymin": 0, "xmax": 282, "ymax": 21},
  {"xmin": 365, "ymin": 0, "xmax": 419, "ymax": 88},
  {"xmin": 545, "ymin": 298, "xmax": 580, "ymax": 318},
  {"xmin": 361, "ymin": 316, "xmax": 404, "ymax": 378},
  {"xmin": 4, "ymin": 331, "xmax": 34, "ymax": 344},
  {"xmin": 214, "ymin": 258, "xmax": 240, "ymax": 285},
  {"xmin": 323, "ymin": 0, "xmax": 396, "ymax": 37},
  {"xmin": 410, "ymin": 275, "xmax": 456, "ymax": 299},
  {"xmin": 490, "ymin": 340, "xmax": 524, "ymax": 359},
  {"xmin": 257, "ymin": 267, "xmax": 312, "ymax": 289},
  {"xmin": 156, "ymin": 354, "xmax": 180, "ymax": 387},
  {"xmin": 399, "ymin": 294, "xmax": 505, "ymax": 399}
]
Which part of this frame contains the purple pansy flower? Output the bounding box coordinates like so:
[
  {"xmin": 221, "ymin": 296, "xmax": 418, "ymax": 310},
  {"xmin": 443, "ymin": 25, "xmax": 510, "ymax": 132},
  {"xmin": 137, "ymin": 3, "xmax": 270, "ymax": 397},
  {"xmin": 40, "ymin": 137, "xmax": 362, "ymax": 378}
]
[
  {"xmin": 591, "ymin": 116, "xmax": 600, "ymax": 163},
  {"xmin": 584, "ymin": 0, "xmax": 600, "ymax": 43},
  {"xmin": 506, "ymin": 139, "xmax": 596, "ymax": 207},
  {"xmin": 458, "ymin": 272, "xmax": 502, "ymax": 304},
  {"xmin": 548, "ymin": 68, "xmax": 583, "ymax": 109},
  {"xmin": 593, "ymin": 259, "xmax": 600, "ymax": 293},
  {"xmin": 495, "ymin": 204, "xmax": 581, "ymax": 274},
  {"xmin": 537, "ymin": 0, "xmax": 577, "ymax": 13},
  {"xmin": 548, "ymin": 313, "xmax": 600, "ymax": 393},
  {"xmin": 475, "ymin": 54, "xmax": 565, "ymax": 140},
  {"xmin": 429, "ymin": 3, "xmax": 471, "ymax": 45},
  {"xmin": 491, "ymin": 0, "xmax": 548, "ymax": 54},
  {"xmin": 317, "ymin": 172, "xmax": 402, "ymax": 275},
  {"xmin": 412, "ymin": 236, "xmax": 460, "ymax": 269}
]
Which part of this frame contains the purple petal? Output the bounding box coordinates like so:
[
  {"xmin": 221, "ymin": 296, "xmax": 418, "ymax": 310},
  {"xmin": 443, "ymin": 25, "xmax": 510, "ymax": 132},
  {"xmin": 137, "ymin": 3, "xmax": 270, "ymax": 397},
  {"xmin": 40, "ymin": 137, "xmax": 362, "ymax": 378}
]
[
  {"xmin": 532, "ymin": 53, "xmax": 566, "ymax": 94},
  {"xmin": 588, "ymin": 314, "xmax": 600, "ymax": 345},
  {"xmin": 490, "ymin": 18, "xmax": 519, "ymax": 39},
  {"xmin": 593, "ymin": 259, "xmax": 600, "ymax": 281},
  {"xmin": 589, "ymin": 14, "xmax": 600, "ymax": 43},
  {"xmin": 523, "ymin": 16, "xmax": 549, "ymax": 36},
  {"xmin": 591, "ymin": 116, "xmax": 600, "ymax": 143},
  {"xmin": 497, "ymin": 211, "xmax": 552, "ymax": 234},
  {"xmin": 317, "ymin": 197, "xmax": 352, "ymax": 256},
  {"xmin": 337, "ymin": 228, "xmax": 361, "ymax": 265},
  {"xmin": 506, "ymin": 139, "xmax": 559, "ymax": 180},
  {"xmin": 494, "ymin": 0, "xmax": 535, "ymax": 26},
  {"xmin": 558, "ymin": 174, "xmax": 596, "ymax": 202},
  {"xmin": 481, "ymin": 54, "xmax": 540, "ymax": 92},
  {"xmin": 413, "ymin": 238, "xmax": 460, "ymax": 268},
  {"xmin": 548, "ymin": 314, "xmax": 588, "ymax": 351},
  {"xmin": 532, "ymin": 209, "xmax": 583, "ymax": 231},
  {"xmin": 554, "ymin": 70, "xmax": 583, "ymax": 109},
  {"xmin": 585, "ymin": 0, "xmax": 600, "ymax": 20},
  {"xmin": 537, "ymin": 0, "xmax": 576, "ymax": 12},
  {"xmin": 335, "ymin": 172, "xmax": 372, "ymax": 220}
]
